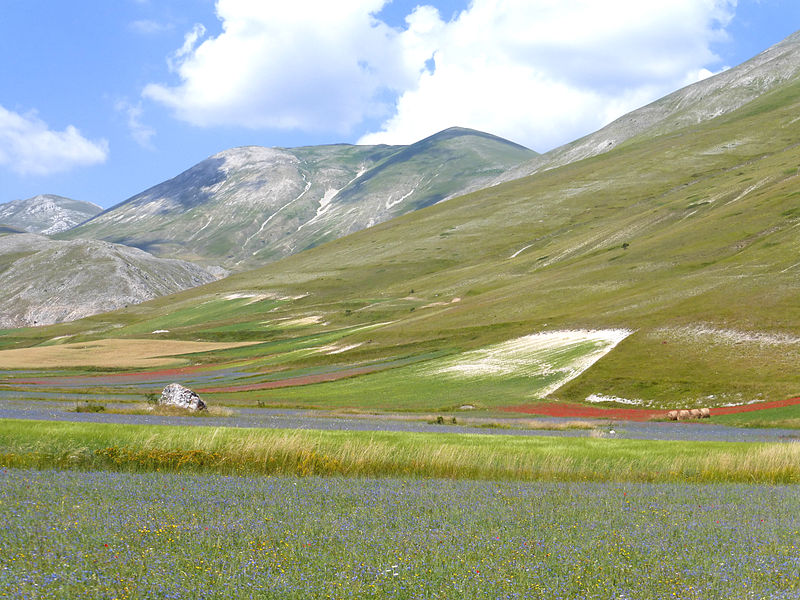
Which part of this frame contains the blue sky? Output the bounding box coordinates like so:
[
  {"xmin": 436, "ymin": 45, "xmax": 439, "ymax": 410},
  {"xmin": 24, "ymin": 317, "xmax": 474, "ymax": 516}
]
[{"xmin": 1, "ymin": 0, "xmax": 798, "ymax": 209}]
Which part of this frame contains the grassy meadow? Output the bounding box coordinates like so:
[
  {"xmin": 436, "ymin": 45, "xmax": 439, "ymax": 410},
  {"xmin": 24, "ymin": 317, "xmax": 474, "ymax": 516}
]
[{"xmin": 2, "ymin": 468, "xmax": 798, "ymax": 599}]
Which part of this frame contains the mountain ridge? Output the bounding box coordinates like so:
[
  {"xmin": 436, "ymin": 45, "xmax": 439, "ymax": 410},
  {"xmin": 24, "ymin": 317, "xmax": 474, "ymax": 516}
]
[
  {"xmin": 61, "ymin": 127, "xmax": 536, "ymax": 269},
  {"xmin": 498, "ymin": 28, "xmax": 800, "ymax": 183},
  {"xmin": 0, "ymin": 194, "xmax": 102, "ymax": 235}
]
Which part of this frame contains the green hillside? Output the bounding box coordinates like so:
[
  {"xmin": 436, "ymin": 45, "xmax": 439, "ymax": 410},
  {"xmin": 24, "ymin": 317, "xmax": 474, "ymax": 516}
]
[{"xmin": 4, "ymin": 41, "xmax": 800, "ymax": 414}]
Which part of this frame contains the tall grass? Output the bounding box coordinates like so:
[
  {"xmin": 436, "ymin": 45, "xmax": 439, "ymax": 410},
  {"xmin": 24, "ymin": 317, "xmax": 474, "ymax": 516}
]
[{"xmin": 1, "ymin": 419, "xmax": 798, "ymax": 483}]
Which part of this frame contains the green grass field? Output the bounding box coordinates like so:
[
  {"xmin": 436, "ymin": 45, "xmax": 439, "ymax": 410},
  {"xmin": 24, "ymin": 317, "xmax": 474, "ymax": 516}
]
[{"xmin": 1, "ymin": 419, "xmax": 798, "ymax": 483}]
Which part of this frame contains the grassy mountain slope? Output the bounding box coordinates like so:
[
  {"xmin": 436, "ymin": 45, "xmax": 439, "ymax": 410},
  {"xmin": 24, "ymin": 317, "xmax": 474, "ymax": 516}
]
[
  {"xmin": 0, "ymin": 232, "xmax": 222, "ymax": 328},
  {"xmin": 4, "ymin": 35, "xmax": 800, "ymax": 413},
  {"xmin": 61, "ymin": 128, "xmax": 535, "ymax": 270},
  {"xmin": 0, "ymin": 194, "xmax": 101, "ymax": 235}
]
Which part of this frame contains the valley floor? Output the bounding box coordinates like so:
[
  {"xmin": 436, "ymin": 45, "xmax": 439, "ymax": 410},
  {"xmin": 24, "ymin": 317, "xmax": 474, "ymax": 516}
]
[{"xmin": 1, "ymin": 399, "xmax": 799, "ymax": 443}]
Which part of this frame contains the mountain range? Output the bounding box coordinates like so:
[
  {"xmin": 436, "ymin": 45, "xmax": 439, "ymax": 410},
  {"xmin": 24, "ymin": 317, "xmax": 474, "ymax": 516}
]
[
  {"xmin": 61, "ymin": 128, "xmax": 536, "ymax": 270},
  {"xmin": 2, "ymin": 129, "xmax": 532, "ymax": 326}
]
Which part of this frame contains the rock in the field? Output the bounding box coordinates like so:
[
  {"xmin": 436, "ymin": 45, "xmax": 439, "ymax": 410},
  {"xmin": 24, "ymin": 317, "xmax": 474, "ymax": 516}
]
[{"xmin": 159, "ymin": 383, "xmax": 206, "ymax": 411}]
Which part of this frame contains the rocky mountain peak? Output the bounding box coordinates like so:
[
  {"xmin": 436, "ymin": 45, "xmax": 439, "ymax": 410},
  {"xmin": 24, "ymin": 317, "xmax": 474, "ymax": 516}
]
[{"xmin": 0, "ymin": 194, "xmax": 102, "ymax": 235}]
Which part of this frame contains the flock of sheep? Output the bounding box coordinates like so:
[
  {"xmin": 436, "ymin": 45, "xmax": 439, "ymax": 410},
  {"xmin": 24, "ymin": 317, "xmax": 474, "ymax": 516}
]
[{"xmin": 666, "ymin": 408, "xmax": 711, "ymax": 420}]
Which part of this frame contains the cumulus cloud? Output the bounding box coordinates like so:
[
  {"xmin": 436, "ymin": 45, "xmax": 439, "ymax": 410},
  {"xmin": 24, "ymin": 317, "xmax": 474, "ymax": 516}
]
[
  {"xmin": 0, "ymin": 105, "xmax": 109, "ymax": 176},
  {"xmin": 144, "ymin": 0, "xmax": 414, "ymax": 133},
  {"xmin": 361, "ymin": 0, "xmax": 736, "ymax": 149},
  {"xmin": 144, "ymin": 0, "xmax": 736, "ymax": 149}
]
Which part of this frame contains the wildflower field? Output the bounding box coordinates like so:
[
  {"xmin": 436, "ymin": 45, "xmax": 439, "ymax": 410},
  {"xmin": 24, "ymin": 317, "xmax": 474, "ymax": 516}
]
[{"xmin": 1, "ymin": 468, "xmax": 798, "ymax": 599}]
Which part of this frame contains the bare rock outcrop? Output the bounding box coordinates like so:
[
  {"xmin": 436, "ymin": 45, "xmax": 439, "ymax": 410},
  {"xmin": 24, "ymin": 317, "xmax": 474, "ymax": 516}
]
[{"xmin": 159, "ymin": 383, "xmax": 206, "ymax": 411}]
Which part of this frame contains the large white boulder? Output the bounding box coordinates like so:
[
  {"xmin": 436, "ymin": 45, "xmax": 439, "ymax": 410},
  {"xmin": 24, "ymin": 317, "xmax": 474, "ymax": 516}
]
[{"xmin": 159, "ymin": 383, "xmax": 206, "ymax": 411}]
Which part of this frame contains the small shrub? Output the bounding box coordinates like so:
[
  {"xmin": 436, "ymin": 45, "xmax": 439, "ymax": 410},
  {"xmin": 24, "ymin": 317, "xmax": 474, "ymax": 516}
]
[
  {"xmin": 75, "ymin": 402, "xmax": 105, "ymax": 413},
  {"xmin": 145, "ymin": 393, "xmax": 160, "ymax": 405}
]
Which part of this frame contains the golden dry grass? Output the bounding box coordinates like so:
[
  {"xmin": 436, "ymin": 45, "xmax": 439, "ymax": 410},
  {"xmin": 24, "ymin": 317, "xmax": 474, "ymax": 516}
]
[{"xmin": 0, "ymin": 338, "xmax": 260, "ymax": 369}]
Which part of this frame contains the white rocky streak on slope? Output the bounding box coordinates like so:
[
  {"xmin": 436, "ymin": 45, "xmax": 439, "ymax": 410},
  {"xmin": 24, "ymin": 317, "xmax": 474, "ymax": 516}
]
[
  {"xmin": 245, "ymin": 172, "xmax": 312, "ymax": 251},
  {"xmin": 429, "ymin": 329, "xmax": 631, "ymax": 398},
  {"xmin": 191, "ymin": 215, "xmax": 216, "ymax": 239},
  {"xmin": 724, "ymin": 177, "xmax": 771, "ymax": 206},
  {"xmin": 509, "ymin": 243, "xmax": 534, "ymax": 259},
  {"xmin": 780, "ymin": 260, "xmax": 800, "ymax": 273},
  {"xmin": 585, "ymin": 393, "xmax": 643, "ymax": 405},
  {"xmin": 385, "ymin": 180, "xmax": 420, "ymax": 210},
  {"xmin": 223, "ymin": 292, "xmax": 272, "ymax": 304},
  {"xmin": 317, "ymin": 343, "xmax": 364, "ymax": 355},
  {"xmin": 296, "ymin": 166, "xmax": 368, "ymax": 232}
]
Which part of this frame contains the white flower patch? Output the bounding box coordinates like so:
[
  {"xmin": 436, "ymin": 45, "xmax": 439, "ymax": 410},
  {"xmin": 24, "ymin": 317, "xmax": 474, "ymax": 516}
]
[
  {"xmin": 655, "ymin": 324, "xmax": 800, "ymax": 346},
  {"xmin": 223, "ymin": 292, "xmax": 272, "ymax": 304},
  {"xmin": 586, "ymin": 393, "xmax": 643, "ymax": 406},
  {"xmin": 430, "ymin": 329, "xmax": 631, "ymax": 397},
  {"xmin": 263, "ymin": 315, "xmax": 325, "ymax": 327},
  {"xmin": 317, "ymin": 343, "xmax": 364, "ymax": 355}
]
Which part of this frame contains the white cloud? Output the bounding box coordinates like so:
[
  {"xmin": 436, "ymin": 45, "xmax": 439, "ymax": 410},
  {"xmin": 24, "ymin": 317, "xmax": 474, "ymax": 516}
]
[
  {"xmin": 361, "ymin": 0, "xmax": 737, "ymax": 150},
  {"xmin": 144, "ymin": 0, "xmax": 736, "ymax": 149},
  {"xmin": 0, "ymin": 105, "xmax": 109, "ymax": 176},
  {"xmin": 144, "ymin": 0, "xmax": 411, "ymax": 133},
  {"xmin": 115, "ymin": 100, "xmax": 156, "ymax": 149}
]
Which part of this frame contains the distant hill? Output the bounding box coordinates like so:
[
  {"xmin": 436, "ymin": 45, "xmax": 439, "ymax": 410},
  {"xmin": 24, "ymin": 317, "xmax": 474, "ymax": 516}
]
[
  {"xmin": 0, "ymin": 194, "xmax": 102, "ymax": 235},
  {"xmin": 0, "ymin": 231, "xmax": 223, "ymax": 328},
  {"xmin": 61, "ymin": 128, "xmax": 536, "ymax": 270}
]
